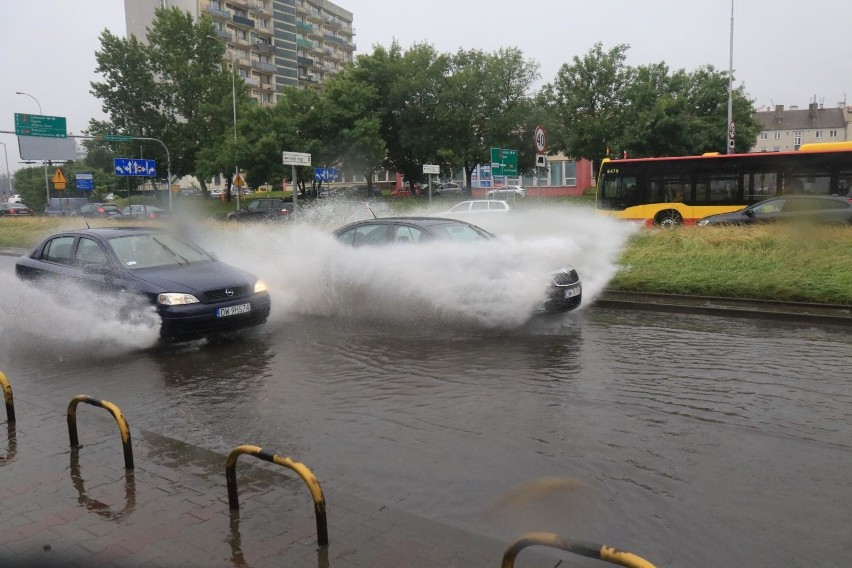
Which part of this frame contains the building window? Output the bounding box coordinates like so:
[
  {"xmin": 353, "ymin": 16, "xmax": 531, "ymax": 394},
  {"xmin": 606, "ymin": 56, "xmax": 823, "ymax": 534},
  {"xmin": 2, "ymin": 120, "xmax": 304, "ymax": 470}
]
[
  {"xmin": 760, "ymin": 132, "xmax": 768, "ymax": 140},
  {"xmin": 774, "ymin": 132, "xmax": 781, "ymax": 140},
  {"xmin": 829, "ymin": 129, "xmax": 838, "ymax": 138},
  {"xmin": 793, "ymin": 131, "xmax": 802, "ymax": 150},
  {"xmin": 815, "ymin": 131, "xmax": 823, "ymax": 139}
]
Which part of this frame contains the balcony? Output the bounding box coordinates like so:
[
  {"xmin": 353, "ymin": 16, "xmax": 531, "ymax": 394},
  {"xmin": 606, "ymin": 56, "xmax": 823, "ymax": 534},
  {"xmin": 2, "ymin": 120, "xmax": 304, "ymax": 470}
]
[
  {"xmin": 296, "ymin": 21, "xmax": 314, "ymax": 32},
  {"xmin": 216, "ymin": 28, "xmax": 233, "ymax": 40},
  {"xmin": 323, "ymin": 34, "xmax": 351, "ymax": 47},
  {"xmin": 253, "ymin": 42, "xmax": 275, "ymax": 55},
  {"xmin": 243, "ymin": 76, "xmax": 259, "ymax": 87},
  {"xmin": 259, "ymin": 82, "xmax": 274, "ymax": 91},
  {"xmin": 297, "ymin": 56, "xmax": 314, "ymax": 67},
  {"xmin": 232, "ymin": 14, "xmax": 255, "ymax": 28},
  {"xmin": 206, "ymin": 6, "xmax": 232, "ymax": 20},
  {"xmin": 296, "ymin": 37, "xmax": 313, "ymax": 49},
  {"xmin": 251, "ymin": 60, "xmax": 276, "ymax": 73},
  {"xmin": 226, "ymin": 0, "xmax": 250, "ymax": 10}
]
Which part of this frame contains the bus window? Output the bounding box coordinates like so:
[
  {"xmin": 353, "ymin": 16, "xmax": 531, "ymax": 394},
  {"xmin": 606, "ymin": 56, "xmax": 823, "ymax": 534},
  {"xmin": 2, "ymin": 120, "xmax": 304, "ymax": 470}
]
[
  {"xmin": 705, "ymin": 176, "xmax": 738, "ymax": 204},
  {"xmin": 783, "ymin": 173, "xmax": 830, "ymax": 195},
  {"xmin": 599, "ymin": 174, "xmax": 637, "ymax": 210},
  {"xmin": 748, "ymin": 172, "xmax": 778, "ymax": 200},
  {"xmin": 650, "ymin": 175, "xmax": 688, "ymax": 203}
]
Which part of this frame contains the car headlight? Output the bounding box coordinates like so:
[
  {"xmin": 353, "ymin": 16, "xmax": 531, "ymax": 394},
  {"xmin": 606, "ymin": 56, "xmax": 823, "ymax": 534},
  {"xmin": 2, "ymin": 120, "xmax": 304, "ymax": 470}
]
[
  {"xmin": 697, "ymin": 219, "xmax": 710, "ymax": 226},
  {"xmin": 157, "ymin": 293, "xmax": 200, "ymax": 306},
  {"xmin": 254, "ymin": 279, "xmax": 268, "ymax": 294}
]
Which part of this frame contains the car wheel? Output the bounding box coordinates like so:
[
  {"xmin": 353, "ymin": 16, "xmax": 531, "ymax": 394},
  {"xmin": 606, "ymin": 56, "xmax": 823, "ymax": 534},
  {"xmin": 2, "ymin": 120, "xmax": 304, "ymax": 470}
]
[{"xmin": 656, "ymin": 210, "xmax": 682, "ymax": 229}]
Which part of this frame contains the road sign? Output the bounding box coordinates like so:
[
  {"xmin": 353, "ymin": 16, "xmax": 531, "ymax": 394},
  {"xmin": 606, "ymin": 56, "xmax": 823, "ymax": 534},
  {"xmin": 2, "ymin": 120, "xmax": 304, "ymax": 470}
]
[
  {"xmin": 282, "ymin": 152, "xmax": 311, "ymax": 166},
  {"xmin": 422, "ymin": 164, "xmax": 440, "ymax": 175},
  {"xmin": 114, "ymin": 158, "xmax": 157, "ymax": 177},
  {"xmin": 103, "ymin": 134, "xmax": 134, "ymax": 142},
  {"xmin": 490, "ymin": 148, "xmax": 518, "ymax": 177},
  {"xmin": 535, "ymin": 154, "xmax": 547, "ymax": 167},
  {"xmin": 52, "ymin": 168, "xmax": 67, "ymax": 185},
  {"xmin": 233, "ymin": 173, "xmax": 245, "ymax": 187},
  {"xmin": 314, "ymin": 167, "xmax": 339, "ymax": 182},
  {"xmin": 534, "ymin": 125, "xmax": 546, "ymax": 153},
  {"xmin": 14, "ymin": 113, "xmax": 67, "ymax": 138},
  {"xmin": 76, "ymin": 172, "xmax": 94, "ymax": 191}
]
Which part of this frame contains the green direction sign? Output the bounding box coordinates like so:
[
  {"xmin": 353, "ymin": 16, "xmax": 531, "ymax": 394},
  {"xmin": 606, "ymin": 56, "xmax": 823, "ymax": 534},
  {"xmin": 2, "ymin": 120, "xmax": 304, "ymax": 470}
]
[
  {"xmin": 103, "ymin": 134, "xmax": 134, "ymax": 142},
  {"xmin": 14, "ymin": 113, "xmax": 67, "ymax": 138},
  {"xmin": 490, "ymin": 147, "xmax": 518, "ymax": 176}
]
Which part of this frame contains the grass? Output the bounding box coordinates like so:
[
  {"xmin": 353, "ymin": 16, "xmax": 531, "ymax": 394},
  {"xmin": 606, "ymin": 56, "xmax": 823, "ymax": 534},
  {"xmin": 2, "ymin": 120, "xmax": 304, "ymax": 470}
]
[
  {"xmin": 609, "ymin": 224, "xmax": 852, "ymax": 305},
  {"xmin": 3, "ymin": 199, "xmax": 851, "ymax": 305}
]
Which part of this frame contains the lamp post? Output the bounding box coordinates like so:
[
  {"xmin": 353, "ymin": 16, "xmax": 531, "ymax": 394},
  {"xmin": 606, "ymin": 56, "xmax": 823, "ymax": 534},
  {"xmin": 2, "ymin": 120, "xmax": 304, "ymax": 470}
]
[
  {"xmin": 15, "ymin": 91, "xmax": 51, "ymax": 202},
  {"xmin": 206, "ymin": 35, "xmax": 240, "ymax": 209},
  {"xmin": 0, "ymin": 142, "xmax": 12, "ymax": 199},
  {"xmin": 726, "ymin": 0, "xmax": 735, "ymax": 154}
]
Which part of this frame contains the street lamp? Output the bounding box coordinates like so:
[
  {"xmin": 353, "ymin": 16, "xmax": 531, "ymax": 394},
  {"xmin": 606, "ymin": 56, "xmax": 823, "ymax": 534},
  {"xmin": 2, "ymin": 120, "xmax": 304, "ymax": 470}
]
[
  {"xmin": 206, "ymin": 35, "xmax": 240, "ymax": 208},
  {"xmin": 15, "ymin": 91, "xmax": 51, "ymax": 202},
  {"xmin": 0, "ymin": 142, "xmax": 12, "ymax": 199}
]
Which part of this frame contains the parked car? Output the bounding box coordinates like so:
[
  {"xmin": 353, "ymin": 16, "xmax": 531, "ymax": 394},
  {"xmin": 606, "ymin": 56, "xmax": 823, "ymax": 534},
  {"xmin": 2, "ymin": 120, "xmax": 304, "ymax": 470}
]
[
  {"xmin": 120, "ymin": 204, "xmax": 172, "ymax": 220},
  {"xmin": 440, "ymin": 200, "xmax": 512, "ymax": 216},
  {"xmin": 391, "ymin": 183, "xmax": 422, "ymax": 198},
  {"xmin": 72, "ymin": 203, "xmax": 124, "ymax": 218},
  {"xmin": 332, "ymin": 216, "xmax": 581, "ymax": 313},
  {"xmin": 486, "ymin": 185, "xmax": 526, "ymax": 199},
  {"xmin": 0, "ymin": 202, "xmax": 35, "ymax": 216},
  {"xmin": 8, "ymin": 194, "xmax": 23, "ymax": 204},
  {"xmin": 15, "ymin": 227, "xmax": 271, "ymax": 341},
  {"xmin": 226, "ymin": 198, "xmax": 294, "ymax": 222},
  {"xmin": 44, "ymin": 197, "xmax": 91, "ymax": 216},
  {"xmin": 697, "ymin": 195, "xmax": 852, "ymax": 226},
  {"xmin": 209, "ymin": 188, "xmax": 225, "ymax": 198},
  {"xmin": 433, "ymin": 182, "xmax": 466, "ymax": 197}
]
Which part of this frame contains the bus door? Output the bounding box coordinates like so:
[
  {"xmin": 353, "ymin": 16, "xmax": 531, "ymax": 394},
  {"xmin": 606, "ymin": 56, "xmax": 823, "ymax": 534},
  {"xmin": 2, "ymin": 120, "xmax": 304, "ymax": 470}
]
[{"xmin": 649, "ymin": 174, "xmax": 692, "ymax": 222}]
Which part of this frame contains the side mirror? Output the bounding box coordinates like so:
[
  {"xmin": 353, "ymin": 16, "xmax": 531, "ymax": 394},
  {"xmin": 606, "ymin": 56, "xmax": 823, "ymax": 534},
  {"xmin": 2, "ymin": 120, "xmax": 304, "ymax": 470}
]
[{"xmin": 744, "ymin": 209, "xmax": 755, "ymax": 217}]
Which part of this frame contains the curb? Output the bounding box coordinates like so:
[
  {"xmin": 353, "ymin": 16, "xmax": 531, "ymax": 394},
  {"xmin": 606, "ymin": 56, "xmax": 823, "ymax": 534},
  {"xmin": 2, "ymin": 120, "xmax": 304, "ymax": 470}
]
[{"xmin": 594, "ymin": 290, "xmax": 852, "ymax": 326}]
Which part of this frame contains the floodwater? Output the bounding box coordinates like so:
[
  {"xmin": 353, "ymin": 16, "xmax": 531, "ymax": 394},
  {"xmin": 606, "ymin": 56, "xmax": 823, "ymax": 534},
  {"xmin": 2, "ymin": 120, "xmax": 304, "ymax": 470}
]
[{"xmin": 1, "ymin": 204, "xmax": 851, "ymax": 566}]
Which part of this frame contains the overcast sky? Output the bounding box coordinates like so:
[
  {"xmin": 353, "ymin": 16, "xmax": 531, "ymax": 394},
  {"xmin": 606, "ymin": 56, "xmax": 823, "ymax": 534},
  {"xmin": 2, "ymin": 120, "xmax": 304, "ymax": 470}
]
[{"xmin": 2, "ymin": 0, "xmax": 849, "ymax": 173}]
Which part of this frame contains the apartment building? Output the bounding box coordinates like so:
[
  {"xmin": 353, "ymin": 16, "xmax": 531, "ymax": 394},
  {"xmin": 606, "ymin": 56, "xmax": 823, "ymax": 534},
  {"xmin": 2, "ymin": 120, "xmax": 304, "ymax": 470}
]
[
  {"xmin": 124, "ymin": 0, "xmax": 354, "ymax": 106},
  {"xmin": 751, "ymin": 101, "xmax": 850, "ymax": 152}
]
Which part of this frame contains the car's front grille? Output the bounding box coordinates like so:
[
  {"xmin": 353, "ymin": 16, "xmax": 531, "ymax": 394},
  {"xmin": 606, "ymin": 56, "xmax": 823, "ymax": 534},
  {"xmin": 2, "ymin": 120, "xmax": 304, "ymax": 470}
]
[
  {"xmin": 551, "ymin": 270, "xmax": 579, "ymax": 286},
  {"xmin": 205, "ymin": 285, "xmax": 251, "ymax": 300}
]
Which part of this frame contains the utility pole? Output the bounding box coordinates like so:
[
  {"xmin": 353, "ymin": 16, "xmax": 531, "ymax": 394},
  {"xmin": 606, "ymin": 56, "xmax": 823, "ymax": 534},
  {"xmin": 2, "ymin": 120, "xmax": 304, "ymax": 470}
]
[{"xmin": 727, "ymin": 0, "xmax": 735, "ymax": 154}]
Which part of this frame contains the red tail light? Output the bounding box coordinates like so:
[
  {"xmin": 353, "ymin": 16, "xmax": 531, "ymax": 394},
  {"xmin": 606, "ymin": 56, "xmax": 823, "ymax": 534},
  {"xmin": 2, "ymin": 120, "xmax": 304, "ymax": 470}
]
[
  {"xmin": 278, "ymin": 209, "xmax": 290, "ymax": 215},
  {"xmin": 97, "ymin": 207, "xmax": 105, "ymax": 213}
]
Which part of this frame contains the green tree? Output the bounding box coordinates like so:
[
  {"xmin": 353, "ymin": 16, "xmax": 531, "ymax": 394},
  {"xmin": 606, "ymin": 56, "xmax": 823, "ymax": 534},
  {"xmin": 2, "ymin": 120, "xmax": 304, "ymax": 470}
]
[
  {"xmin": 543, "ymin": 43, "xmax": 633, "ymax": 162},
  {"xmin": 89, "ymin": 7, "xmax": 237, "ymax": 194}
]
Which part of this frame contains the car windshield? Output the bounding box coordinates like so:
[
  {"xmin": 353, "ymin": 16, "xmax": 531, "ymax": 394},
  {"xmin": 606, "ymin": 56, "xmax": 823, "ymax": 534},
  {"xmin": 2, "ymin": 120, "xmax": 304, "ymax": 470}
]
[
  {"xmin": 109, "ymin": 233, "xmax": 213, "ymax": 269},
  {"xmin": 427, "ymin": 222, "xmax": 493, "ymax": 243}
]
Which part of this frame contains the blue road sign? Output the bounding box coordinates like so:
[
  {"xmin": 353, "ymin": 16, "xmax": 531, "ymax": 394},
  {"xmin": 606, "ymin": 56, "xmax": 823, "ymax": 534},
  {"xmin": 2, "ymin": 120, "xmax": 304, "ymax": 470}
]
[
  {"xmin": 75, "ymin": 172, "xmax": 94, "ymax": 191},
  {"xmin": 314, "ymin": 167, "xmax": 339, "ymax": 182},
  {"xmin": 114, "ymin": 158, "xmax": 156, "ymax": 177}
]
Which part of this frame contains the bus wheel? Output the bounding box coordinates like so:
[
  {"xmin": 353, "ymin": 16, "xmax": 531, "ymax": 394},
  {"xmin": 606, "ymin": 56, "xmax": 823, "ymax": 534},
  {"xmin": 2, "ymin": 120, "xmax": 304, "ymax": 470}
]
[{"xmin": 656, "ymin": 210, "xmax": 682, "ymax": 229}]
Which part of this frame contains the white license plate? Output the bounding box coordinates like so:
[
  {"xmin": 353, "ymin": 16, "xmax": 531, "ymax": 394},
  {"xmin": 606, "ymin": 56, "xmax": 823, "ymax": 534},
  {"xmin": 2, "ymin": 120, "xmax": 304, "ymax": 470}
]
[
  {"xmin": 217, "ymin": 303, "xmax": 251, "ymax": 317},
  {"xmin": 564, "ymin": 286, "xmax": 581, "ymax": 299}
]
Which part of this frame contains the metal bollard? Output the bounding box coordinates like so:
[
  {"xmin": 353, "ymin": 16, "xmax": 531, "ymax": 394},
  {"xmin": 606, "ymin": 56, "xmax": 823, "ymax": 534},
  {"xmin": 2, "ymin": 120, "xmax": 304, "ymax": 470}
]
[
  {"xmin": 0, "ymin": 371, "xmax": 15, "ymax": 423},
  {"xmin": 225, "ymin": 444, "xmax": 328, "ymax": 546},
  {"xmin": 67, "ymin": 395, "xmax": 134, "ymax": 470},
  {"xmin": 501, "ymin": 532, "xmax": 657, "ymax": 568}
]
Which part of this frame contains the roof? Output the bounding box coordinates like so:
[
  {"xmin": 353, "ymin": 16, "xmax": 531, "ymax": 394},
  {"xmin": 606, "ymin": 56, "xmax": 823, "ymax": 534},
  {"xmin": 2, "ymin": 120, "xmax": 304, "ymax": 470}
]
[{"xmin": 754, "ymin": 104, "xmax": 846, "ymax": 131}]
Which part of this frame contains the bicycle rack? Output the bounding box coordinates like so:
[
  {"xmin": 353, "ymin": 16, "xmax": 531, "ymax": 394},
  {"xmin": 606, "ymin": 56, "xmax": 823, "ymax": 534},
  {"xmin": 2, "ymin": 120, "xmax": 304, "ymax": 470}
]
[
  {"xmin": 501, "ymin": 532, "xmax": 657, "ymax": 568},
  {"xmin": 0, "ymin": 371, "xmax": 15, "ymax": 423},
  {"xmin": 225, "ymin": 444, "xmax": 329, "ymax": 546},
  {"xmin": 67, "ymin": 395, "xmax": 134, "ymax": 470}
]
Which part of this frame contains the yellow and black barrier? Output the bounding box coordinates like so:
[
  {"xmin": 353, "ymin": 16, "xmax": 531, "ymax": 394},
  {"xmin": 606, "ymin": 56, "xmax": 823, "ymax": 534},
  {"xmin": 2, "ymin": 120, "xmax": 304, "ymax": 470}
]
[
  {"xmin": 225, "ymin": 444, "xmax": 328, "ymax": 546},
  {"xmin": 0, "ymin": 371, "xmax": 15, "ymax": 423},
  {"xmin": 67, "ymin": 395, "xmax": 134, "ymax": 470},
  {"xmin": 501, "ymin": 532, "xmax": 656, "ymax": 568}
]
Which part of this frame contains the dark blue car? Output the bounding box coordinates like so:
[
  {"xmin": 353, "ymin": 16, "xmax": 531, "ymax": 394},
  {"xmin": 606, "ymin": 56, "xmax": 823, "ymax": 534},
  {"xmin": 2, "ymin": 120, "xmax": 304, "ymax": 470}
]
[{"xmin": 15, "ymin": 227, "xmax": 271, "ymax": 341}]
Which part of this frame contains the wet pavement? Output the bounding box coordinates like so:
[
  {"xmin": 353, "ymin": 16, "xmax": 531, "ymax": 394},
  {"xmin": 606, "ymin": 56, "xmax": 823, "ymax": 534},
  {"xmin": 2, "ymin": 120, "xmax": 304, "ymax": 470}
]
[{"xmin": 1, "ymin": 391, "xmax": 563, "ymax": 568}]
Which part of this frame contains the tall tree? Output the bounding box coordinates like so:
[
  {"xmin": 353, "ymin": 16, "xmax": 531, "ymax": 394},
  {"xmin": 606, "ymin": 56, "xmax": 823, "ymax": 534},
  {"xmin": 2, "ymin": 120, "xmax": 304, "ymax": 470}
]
[{"xmin": 89, "ymin": 7, "xmax": 237, "ymax": 192}]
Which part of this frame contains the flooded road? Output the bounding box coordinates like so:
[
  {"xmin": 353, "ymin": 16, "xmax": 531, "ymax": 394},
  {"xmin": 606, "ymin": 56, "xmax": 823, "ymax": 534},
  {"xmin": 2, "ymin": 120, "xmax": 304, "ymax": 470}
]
[
  {"xmin": 2, "ymin": 304, "xmax": 851, "ymax": 567},
  {"xmin": 2, "ymin": 208, "xmax": 851, "ymax": 566}
]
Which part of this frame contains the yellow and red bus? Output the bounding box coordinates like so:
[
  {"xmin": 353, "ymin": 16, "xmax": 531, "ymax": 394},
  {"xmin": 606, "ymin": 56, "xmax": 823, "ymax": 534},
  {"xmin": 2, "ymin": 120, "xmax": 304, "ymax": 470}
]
[{"xmin": 596, "ymin": 143, "xmax": 852, "ymax": 227}]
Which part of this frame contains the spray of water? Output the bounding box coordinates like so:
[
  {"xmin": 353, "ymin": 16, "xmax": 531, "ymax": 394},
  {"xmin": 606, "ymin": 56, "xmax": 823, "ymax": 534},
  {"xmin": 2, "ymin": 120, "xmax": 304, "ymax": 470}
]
[
  {"xmin": 195, "ymin": 202, "xmax": 638, "ymax": 330},
  {"xmin": 0, "ymin": 203, "xmax": 636, "ymax": 351}
]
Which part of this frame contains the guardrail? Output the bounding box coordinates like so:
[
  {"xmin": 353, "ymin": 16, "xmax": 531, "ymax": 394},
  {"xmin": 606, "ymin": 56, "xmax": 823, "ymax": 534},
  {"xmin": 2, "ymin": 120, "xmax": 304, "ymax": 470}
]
[
  {"xmin": 0, "ymin": 371, "xmax": 15, "ymax": 423},
  {"xmin": 501, "ymin": 532, "xmax": 657, "ymax": 568},
  {"xmin": 225, "ymin": 444, "xmax": 328, "ymax": 546},
  {"xmin": 67, "ymin": 395, "xmax": 134, "ymax": 470}
]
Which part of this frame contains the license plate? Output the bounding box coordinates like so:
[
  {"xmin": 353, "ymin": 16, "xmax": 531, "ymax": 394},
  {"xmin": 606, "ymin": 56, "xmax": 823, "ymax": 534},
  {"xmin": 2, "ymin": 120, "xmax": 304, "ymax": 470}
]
[
  {"xmin": 217, "ymin": 303, "xmax": 251, "ymax": 317},
  {"xmin": 564, "ymin": 286, "xmax": 581, "ymax": 299}
]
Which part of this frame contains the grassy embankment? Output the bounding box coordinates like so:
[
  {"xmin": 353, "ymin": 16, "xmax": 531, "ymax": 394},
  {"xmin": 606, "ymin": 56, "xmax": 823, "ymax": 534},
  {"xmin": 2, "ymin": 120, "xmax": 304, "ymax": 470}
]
[{"xmin": 2, "ymin": 196, "xmax": 851, "ymax": 305}]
